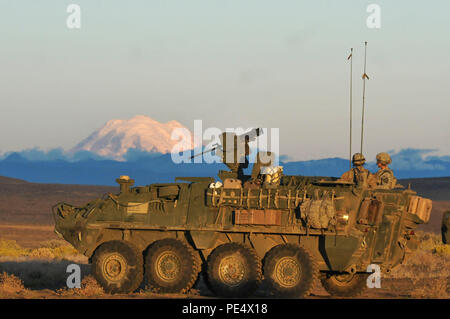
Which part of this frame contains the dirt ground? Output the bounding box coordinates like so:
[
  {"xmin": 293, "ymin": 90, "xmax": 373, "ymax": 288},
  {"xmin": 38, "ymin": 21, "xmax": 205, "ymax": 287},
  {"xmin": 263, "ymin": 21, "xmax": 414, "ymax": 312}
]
[{"xmin": 1, "ymin": 258, "xmax": 447, "ymax": 299}]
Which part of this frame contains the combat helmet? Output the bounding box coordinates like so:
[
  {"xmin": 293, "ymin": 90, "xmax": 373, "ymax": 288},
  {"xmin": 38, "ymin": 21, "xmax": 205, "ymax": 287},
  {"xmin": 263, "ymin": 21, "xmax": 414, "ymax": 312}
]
[
  {"xmin": 352, "ymin": 153, "xmax": 366, "ymax": 165},
  {"xmin": 376, "ymin": 152, "xmax": 392, "ymax": 165}
]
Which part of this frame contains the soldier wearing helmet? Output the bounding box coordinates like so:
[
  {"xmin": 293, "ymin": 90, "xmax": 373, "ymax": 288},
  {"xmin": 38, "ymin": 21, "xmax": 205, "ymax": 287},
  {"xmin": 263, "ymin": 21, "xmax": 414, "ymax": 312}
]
[
  {"xmin": 374, "ymin": 152, "xmax": 397, "ymax": 189},
  {"xmin": 339, "ymin": 153, "xmax": 371, "ymax": 187}
]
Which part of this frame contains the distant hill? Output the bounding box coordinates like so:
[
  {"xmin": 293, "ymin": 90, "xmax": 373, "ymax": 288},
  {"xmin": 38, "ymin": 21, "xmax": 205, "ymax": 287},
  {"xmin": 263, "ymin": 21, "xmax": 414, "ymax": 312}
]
[
  {"xmin": 0, "ymin": 178, "xmax": 116, "ymax": 225},
  {"xmin": 399, "ymin": 177, "xmax": 450, "ymax": 201},
  {"xmin": 397, "ymin": 177, "xmax": 450, "ymax": 234},
  {"xmin": 0, "ymin": 176, "xmax": 27, "ymax": 185}
]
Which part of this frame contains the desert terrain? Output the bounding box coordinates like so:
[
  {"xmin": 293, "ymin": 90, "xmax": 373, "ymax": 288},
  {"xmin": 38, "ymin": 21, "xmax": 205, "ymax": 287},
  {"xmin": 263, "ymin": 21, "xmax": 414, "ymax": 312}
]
[{"xmin": 0, "ymin": 175, "xmax": 449, "ymax": 299}]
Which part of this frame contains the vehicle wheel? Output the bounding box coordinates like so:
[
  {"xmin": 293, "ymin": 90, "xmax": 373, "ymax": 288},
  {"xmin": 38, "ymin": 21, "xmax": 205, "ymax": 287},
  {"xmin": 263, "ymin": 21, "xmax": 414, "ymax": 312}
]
[
  {"xmin": 145, "ymin": 239, "xmax": 201, "ymax": 293},
  {"xmin": 205, "ymin": 243, "xmax": 262, "ymax": 297},
  {"xmin": 320, "ymin": 272, "xmax": 368, "ymax": 297},
  {"xmin": 91, "ymin": 240, "xmax": 143, "ymax": 294},
  {"xmin": 263, "ymin": 244, "xmax": 317, "ymax": 298}
]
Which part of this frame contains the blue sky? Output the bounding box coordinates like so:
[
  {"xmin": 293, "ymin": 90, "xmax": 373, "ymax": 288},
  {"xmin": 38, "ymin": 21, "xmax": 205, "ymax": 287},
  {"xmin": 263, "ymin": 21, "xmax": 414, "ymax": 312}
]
[{"xmin": 0, "ymin": 0, "xmax": 449, "ymax": 161}]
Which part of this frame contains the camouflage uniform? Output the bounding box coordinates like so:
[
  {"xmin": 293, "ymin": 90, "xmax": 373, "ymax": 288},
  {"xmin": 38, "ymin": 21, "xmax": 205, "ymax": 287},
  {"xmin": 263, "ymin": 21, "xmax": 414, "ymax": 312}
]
[
  {"xmin": 374, "ymin": 168, "xmax": 396, "ymax": 189},
  {"xmin": 340, "ymin": 153, "xmax": 371, "ymax": 187},
  {"xmin": 374, "ymin": 152, "xmax": 397, "ymax": 189}
]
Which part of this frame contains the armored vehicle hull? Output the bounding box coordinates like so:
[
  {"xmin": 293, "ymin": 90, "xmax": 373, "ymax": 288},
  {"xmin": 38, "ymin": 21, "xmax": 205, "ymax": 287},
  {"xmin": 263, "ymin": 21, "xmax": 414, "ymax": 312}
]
[{"xmin": 54, "ymin": 174, "xmax": 431, "ymax": 297}]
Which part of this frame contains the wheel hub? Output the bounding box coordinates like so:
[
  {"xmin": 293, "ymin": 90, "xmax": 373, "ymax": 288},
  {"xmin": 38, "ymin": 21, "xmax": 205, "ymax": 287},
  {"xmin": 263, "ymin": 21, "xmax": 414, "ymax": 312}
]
[
  {"xmin": 156, "ymin": 251, "xmax": 181, "ymax": 282},
  {"xmin": 218, "ymin": 254, "xmax": 245, "ymax": 287},
  {"xmin": 103, "ymin": 253, "xmax": 127, "ymax": 282},
  {"xmin": 274, "ymin": 256, "xmax": 301, "ymax": 288}
]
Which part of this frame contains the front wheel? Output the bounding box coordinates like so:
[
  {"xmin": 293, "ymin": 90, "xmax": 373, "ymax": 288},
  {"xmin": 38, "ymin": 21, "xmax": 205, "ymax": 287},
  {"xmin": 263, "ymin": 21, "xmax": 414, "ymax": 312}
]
[
  {"xmin": 91, "ymin": 240, "xmax": 143, "ymax": 294},
  {"xmin": 320, "ymin": 272, "xmax": 368, "ymax": 297}
]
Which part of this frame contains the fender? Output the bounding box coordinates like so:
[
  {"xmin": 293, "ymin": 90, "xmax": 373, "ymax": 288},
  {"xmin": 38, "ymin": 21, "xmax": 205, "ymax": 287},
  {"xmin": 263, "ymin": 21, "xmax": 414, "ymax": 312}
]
[{"xmin": 189, "ymin": 230, "xmax": 220, "ymax": 249}]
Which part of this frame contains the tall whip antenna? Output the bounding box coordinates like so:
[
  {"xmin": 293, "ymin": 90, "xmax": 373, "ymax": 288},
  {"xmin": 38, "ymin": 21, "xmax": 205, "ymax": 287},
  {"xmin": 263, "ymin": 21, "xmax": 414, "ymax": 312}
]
[
  {"xmin": 348, "ymin": 48, "xmax": 353, "ymax": 169},
  {"xmin": 360, "ymin": 41, "xmax": 369, "ymax": 154}
]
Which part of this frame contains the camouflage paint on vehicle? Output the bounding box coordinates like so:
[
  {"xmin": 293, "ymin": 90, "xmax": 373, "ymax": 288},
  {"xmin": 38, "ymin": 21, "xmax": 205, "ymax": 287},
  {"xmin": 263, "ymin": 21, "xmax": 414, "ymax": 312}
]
[{"xmin": 53, "ymin": 168, "xmax": 432, "ymax": 297}]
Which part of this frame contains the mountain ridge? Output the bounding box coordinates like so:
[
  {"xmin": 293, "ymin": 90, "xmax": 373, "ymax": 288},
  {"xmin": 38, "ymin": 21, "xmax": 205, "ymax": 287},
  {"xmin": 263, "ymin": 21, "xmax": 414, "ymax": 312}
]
[
  {"xmin": 70, "ymin": 115, "xmax": 198, "ymax": 160},
  {"xmin": 1, "ymin": 151, "xmax": 450, "ymax": 186}
]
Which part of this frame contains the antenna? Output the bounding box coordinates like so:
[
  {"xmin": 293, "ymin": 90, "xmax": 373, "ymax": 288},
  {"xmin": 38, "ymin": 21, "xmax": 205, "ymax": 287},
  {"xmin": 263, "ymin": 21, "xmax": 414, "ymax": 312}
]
[
  {"xmin": 348, "ymin": 48, "xmax": 353, "ymax": 169},
  {"xmin": 360, "ymin": 41, "xmax": 369, "ymax": 154}
]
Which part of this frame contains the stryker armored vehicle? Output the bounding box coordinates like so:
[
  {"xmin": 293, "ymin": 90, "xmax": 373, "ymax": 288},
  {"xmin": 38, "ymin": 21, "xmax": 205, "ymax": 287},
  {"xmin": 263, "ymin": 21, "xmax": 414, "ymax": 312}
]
[{"xmin": 53, "ymin": 129, "xmax": 432, "ymax": 297}]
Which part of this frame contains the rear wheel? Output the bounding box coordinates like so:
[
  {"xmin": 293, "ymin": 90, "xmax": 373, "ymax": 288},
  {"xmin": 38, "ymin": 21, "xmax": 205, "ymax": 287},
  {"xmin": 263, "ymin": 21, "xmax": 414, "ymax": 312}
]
[
  {"xmin": 320, "ymin": 272, "xmax": 368, "ymax": 297},
  {"xmin": 205, "ymin": 243, "xmax": 262, "ymax": 297},
  {"xmin": 263, "ymin": 244, "xmax": 317, "ymax": 298},
  {"xmin": 91, "ymin": 240, "xmax": 143, "ymax": 294},
  {"xmin": 145, "ymin": 239, "xmax": 201, "ymax": 293}
]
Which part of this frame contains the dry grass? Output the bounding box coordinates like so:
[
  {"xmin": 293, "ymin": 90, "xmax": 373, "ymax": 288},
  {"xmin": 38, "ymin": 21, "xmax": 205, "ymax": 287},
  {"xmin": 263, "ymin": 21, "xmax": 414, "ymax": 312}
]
[
  {"xmin": 387, "ymin": 231, "xmax": 450, "ymax": 298},
  {"xmin": 0, "ymin": 272, "xmax": 28, "ymax": 297},
  {"xmin": 433, "ymin": 244, "xmax": 450, "ymax": 256},
  {"xmin": 0, "ymin": 239, "xmax": 88, "ymax": 293},
  {"xmin": 389, "ymin": 231, "xmax": 449, "ymax": 279},
  {"xmin": 0, "ymin": 239, "xmax": 78, "ymax": 259},
  {"xmin": 0, "ymin": 240, "xmax": 27, "ymax": 257},
  {"xmin": 57, "ymin": 275, "xmax": 104, "ymax": 297},
  {"xmin": 0, "ymin": 258, "xmax": 89, "ymax": 291}
]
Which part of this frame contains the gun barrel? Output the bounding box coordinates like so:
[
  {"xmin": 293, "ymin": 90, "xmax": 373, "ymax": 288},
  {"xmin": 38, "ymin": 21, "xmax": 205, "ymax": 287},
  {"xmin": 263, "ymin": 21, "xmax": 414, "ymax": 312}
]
[{"xmin": 190, "ymin": 145, "xmax": 219, "ymax": 159}]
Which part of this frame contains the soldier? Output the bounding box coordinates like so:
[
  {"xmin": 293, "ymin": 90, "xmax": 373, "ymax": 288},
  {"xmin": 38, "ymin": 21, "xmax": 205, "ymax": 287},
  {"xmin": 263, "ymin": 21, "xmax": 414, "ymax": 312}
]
[
  {"xmin": 340, "ymin": 153, "xmax": 371, "ymax": 187},
  {"xmin": 441, "ymin": 211, "xmax": 450, "ymax": 244},
  {"xmin": 374, "ymin": 152, "xmax": 397, "ymax": 189}
]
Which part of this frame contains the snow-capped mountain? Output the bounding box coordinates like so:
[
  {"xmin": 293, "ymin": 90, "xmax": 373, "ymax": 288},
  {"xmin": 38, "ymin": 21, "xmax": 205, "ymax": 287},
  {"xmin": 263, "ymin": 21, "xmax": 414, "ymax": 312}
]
[{"xmin": 70, "ymin": 115, "xmax": 198, "ymax": 160}]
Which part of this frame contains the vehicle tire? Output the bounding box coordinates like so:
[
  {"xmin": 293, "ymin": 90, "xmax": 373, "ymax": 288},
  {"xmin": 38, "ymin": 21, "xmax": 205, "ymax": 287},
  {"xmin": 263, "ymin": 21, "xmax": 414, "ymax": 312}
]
[
  {"xmin": 263, "ymin": 244, "xmax": 317, "ymax": 298},
  {"xmin": 91, "ymin": 240, "xmax": 144, "ymax": 294},
  {"xmin": 320, "ymin": 272, "xmax": 368, "ymax": 297},
  {"xmin": 205, "ymin": 243, "xmax": 262, "ymax": 297},
  {"xmin": 145, "ymin": 238, "xmax": 201, "ymax": 293}
]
